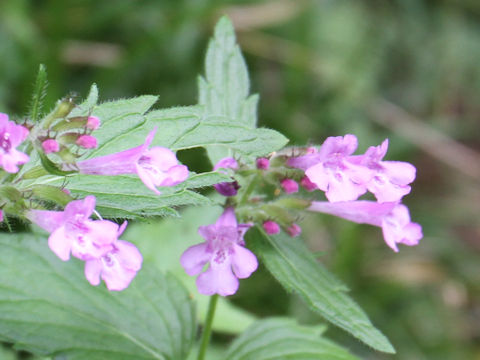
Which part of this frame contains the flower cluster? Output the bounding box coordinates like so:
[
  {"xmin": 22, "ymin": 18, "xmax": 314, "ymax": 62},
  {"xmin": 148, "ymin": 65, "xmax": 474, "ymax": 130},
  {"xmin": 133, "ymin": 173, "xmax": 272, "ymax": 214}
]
[
  {"xmin": 288, "ymin": 134, "xmax": 422, "ymax": 252},
  {"xmin": 28, "ymin": 196, "xmax": 142, "ymax": 291},
  {"xmin": 180, "ymin": 134, "xmax": 422, "ymax": 297},
  {"xmin": 0, "ymin": 107, "xmax": 189, "ymax": 291}
]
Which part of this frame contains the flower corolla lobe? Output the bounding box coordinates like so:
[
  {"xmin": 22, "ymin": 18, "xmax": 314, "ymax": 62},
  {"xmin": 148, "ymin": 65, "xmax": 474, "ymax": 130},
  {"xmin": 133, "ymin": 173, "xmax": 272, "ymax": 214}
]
[{"xmin": 0, "ymin": 113, "xmax": 30, "ymax": 173}]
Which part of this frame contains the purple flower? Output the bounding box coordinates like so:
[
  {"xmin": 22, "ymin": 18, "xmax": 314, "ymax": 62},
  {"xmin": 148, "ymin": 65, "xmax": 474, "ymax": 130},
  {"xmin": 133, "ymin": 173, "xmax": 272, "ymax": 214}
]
[
  {"xmin": 0, "ymin": 209, "xmax": 3, "ymax": 222},
  {"xmin": 350, "ymin": 139, "xmax": 416, "ymax": 202},
  {"xmin": 289, "ymin": 135, "xmax": 371, "ymax": 202},
  {"xmin": 300, "ymin": 176, "xmax": 317, "ymax": 192},
  {"xmin": 77, "ymin": 128, "xmax": 188, "ymax": 194},
  {"xmin": 28, "ymin": 196, "xmax": 122, "ymax": 261},
  {"xmin": 308, "ymin": 200, "xmax": 422, "ymax": 252},
  {"xmin": 263, "ymin": 220, "xmax": 280, "ymax": 235},
  {"xmin": 256, "ymin": 157, "xmax": 270, "ymax": 170},
  {"xmin": 84, "ymin": 235, "xmax": 143, "ymax": 291},
  {"xmin": 180, "ymin": 207, "xmax": 257, "ymax": 296},
  {"xmin": 213, "ymin": 157, "xmax": 240, "ymax": 197},
  {"xmin": 0, "ymin": 113, "xmax": 30, "ymax": 173},
  {"xmin": 42, "ymin": 139, "xmax": 60, "ymax": 154}
]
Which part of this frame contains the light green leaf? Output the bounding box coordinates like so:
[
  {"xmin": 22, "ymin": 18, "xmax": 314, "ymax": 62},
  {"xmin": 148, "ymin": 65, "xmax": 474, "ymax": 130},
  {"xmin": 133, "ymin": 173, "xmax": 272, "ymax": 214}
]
[
  {"xmin": 225, "ymin": 318, "xmax": 359, "ymax": 360},
  {"xmin": 199, "ymin": 17, "xmax": 288, "ymax": 164},
  {"xmin": 0, "ymin": 233, "xmax": 196, "ymax": 360},
  {"xmin": 247, "ymin": 228, "xmax": 395, "ymax": 353},
  {"xmin": 40, "ymin": 171, "xmax": 230, "ymax": 219},
  {"xmin": 69, "ymin": 83, "xmax": 99, "ymax": 117}
]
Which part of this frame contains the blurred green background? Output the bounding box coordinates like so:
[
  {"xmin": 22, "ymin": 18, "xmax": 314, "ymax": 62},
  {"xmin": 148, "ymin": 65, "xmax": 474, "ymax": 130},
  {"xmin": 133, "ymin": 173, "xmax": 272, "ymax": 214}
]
[{"xmin": 1, "ymin": 0, "xmax": 480, "ymax": 359}]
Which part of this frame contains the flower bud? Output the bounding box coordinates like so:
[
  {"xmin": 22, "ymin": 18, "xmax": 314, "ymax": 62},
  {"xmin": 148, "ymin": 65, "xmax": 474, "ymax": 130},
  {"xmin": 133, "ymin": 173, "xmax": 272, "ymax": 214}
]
[
  {"xmin": 280, "ymin": 178, "xmax": 299, "ymax": 194},
  {"xmin": 300, "ymin": 176, "xmax": 317, "ymax": 192},
  {"xmin": 42, "ymin": 139, "xmax": 60, "ymax": 154},
  {"xmin": 286, "ymin": 223, "xmax": 302, "ymax": 237},
  {"xmin": 263, "ymin": 220, "xmax": 280, "ymax": 235},
  {"xmin": 86, "ymin": 116, "xmax": 100, "ymax": 130},
  {"xmin": 76, "ymin": 135, "xmax": 98, "ymax": 149},
  {"xmin": 256, "ymin": 157, "xmax": 270, "ymax": 170}
]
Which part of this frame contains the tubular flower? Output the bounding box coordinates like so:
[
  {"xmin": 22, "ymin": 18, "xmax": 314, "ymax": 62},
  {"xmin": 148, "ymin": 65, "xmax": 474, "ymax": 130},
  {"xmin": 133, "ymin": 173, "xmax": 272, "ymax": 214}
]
[
  {"xmin": 308, "ymin": 200, "xmax": 422, "ymax": 252},
  {"xmin": 289, "ymin": 135, "xmax": 371, "ymax": 202},
  {"xmin": 76, "ymin": 128, "xmax": 188, "ymax": 194},
  {"xmin": 213, "ymin": 157, "xmax": 240, "ymax": 196},
  {"xmin": 84, "ymin": 222, "xmax": 142, "ymax": 291},
  {"xmin": 180, "ymin": 207, "xmax": 257, "ymax": 296},
  {"xmin": 350, "ymin": 139, "xmax": 416, "ymax": 203},
  {"xmin": 28, "ymin": 196, "xmax": 121, "ymax": 261},
  {"xmin": 0, "ymin": 113, "xmax": 30, "ymax": 173}
]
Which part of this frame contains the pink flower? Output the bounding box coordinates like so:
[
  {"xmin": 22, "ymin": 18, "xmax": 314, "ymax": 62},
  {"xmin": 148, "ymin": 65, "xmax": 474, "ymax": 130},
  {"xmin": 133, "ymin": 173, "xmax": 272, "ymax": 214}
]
[
  {"xmin": 286, "ymin": 223, "xmax": 302, "ymax": 237},
  {"xmin": 300, "ymin": 176, "xmax": 317, "ymax": 192},
  {"xmin": 42, "ymin": 139, "xmax": 60, "ymax": 154},
  {"xmin": 256, "ymin": 157, "xmax": 270, "ymax": 170},
  {"xmin": 280, "ymin": 178, "xmax": 299, "ymax": 194},
  {"xmin": 213, "ymin": 157, "xmax": 240, "ymax": 197},
  {"xmin": 0, "ymin": 113, "xmax": 30, "ymax": 173},
  {"xmin": 308, "ymin": 200, "xmax": 422, "ymax": 252},
  {"xmin": 0, "ymin": 209, "xmax": 3, "ymax": 222},
  {"xmin": 351, "ymin": 139, "xmax": 416, "ymax": 202},
  {"xmin": 84, "ymin": 236, "xmax": 142, "ymax": 291},
  {"xmin": 76, "ymin": 128, "xmax": 188, "ymax": 194},
  {"xmin": 180, "ymin": 207, "xmax": 257, "ymax": 296},
  {"xmin": 86, "ymin": 116, "xmax": 100, "ymax": 130},
  {"xmin": 27, "ymin": 196, "xmax": 122, "ymax": 261},
  {"xmin": 263, "ymin": 220, "xmax": 280, "ymax": 235},
  {"xmin": 76, "ymin": 135, "xmax": 98, "ymax": 149},
  {"xmin": 302, "ymin": 135, "xmax": 371, "ymax": 202}
]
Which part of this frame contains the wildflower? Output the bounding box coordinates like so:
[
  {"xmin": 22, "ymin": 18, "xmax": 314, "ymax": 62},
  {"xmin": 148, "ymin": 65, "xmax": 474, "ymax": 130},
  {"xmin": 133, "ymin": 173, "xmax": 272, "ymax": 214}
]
[
  {"xmin": 308, "ymin": 200, "xmax": 422, "ymax": 252},
  {"xmin": 84, "ymin": 222, "xmax": 142, "ymax": 291},
  {"xmin": 256, "ymin": 157, "xmax": 270, "ymax": 170},
  {"xmin": 180, "ymin": 207, "xmax": 257, "ymax": 296},
  {"xmin": 263, "ymin": 220, "xmax": 280, "ymax": 235},
  {"xmin": 286, "ymin": 223, "xmax": 302, "ymax": 237},
  {"xmin": 300, "ymin": 176, "xmax": 317, "ymax": 192},
  {"xmin": 0, "ymin": 210, "xmax": 3, "ymax": 222},
  {"xmin": 42, "ymin": 139, "xmax": 60, "ymax": 154},
  {"xmin": 350, "ymin": 139, "xmax": 416, "ymax": 203},
  {"xmin": 0, "ymin": 113, "xmax": 30, "ymax": 173},
  {"xmin": 213, "ymin": 157, "xmax": 240, "ymax": 197},
  {"xmin": 280, "ymin": 178, "xmax": 299, "ymax": 194},
  {"xmin": 289, "ymin": 135, "xmax": 371, "ymax": 202},
  {"xmin": 28, "ymin": 195, "xmax": 121, "ymax": 261},
  {"xmin": 76, "ymin": 135, "xmax": 98, "ymax": 149},
  {"xmin": 76, "ymin": 128, "xmax": 188, "ymax": 194}
]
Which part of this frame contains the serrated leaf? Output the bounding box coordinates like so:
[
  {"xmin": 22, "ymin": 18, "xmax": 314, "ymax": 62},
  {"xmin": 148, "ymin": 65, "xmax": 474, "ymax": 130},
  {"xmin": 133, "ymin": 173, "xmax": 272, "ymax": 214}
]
[
  {"xmin": 199, "ymin": 17, "xmax": 288, "ymax": 164},
  {"xmin": 247, "ymin": 228, "xmax": 395, "ymax": 353},
  {"xmin": 41, "ymin": 172, "xmax": 229, "ymax": 219},
  {"xmin": 29, "ymin": 64, "xmax": 48, "ymax": 122},
  {"xmin": 225, "ymin": 318, "xmax": 359, "ymax": 360},
  {"xmin": 0, "ymin": 233, "xmax": 195, "ymax": 360},
  {"xmin": 69, "ymin": 83, "xmax": 99, "ymax": 117}
]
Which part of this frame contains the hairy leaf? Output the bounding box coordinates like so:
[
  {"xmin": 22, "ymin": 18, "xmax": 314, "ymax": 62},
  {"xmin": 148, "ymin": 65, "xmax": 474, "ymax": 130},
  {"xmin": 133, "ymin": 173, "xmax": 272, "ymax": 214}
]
[
  {"xmin": 0, "ymin": 233, "xmax": 196, "ymax": 360},
  {"xmin": 225, "ymin": 318, "xmax": 359, "ymax": 360},
  {"xmin": 247, "ymin": 227, "xmax": 395, "ymax": 353},
  {"xmin": 199, "ymin": 17, "xmax": 287, "ymax": 164}
]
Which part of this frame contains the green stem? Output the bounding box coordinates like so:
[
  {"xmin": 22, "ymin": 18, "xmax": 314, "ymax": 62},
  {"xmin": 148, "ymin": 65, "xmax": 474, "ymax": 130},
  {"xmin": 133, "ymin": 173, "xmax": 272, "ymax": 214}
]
[
  {"xmin": 197, "ymin": 294, "xmax": 219, "ymax": 360},
  {"xmin": 239, "ymin": 173, "xmax": 259, "ymax": 205}
]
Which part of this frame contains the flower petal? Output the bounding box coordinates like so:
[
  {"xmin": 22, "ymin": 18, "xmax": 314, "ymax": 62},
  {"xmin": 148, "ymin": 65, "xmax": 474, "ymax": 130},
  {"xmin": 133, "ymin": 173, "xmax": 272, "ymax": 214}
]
[
  {"xmin": 180, "ymin": 243, "xmax": 211, "ymax": 276},
  {"xmin": 84, "ymin": 259, "xmax": 102, "ymax": 286},
  {"xmin": 196, "ymin": 261, "xmax": 239, "ymax": 296},
  {"xmin": 48, "ymin": 226, "xmax": 72, "ymax": 261},
  {"xmin": 231, "ymin": 244, "xmax": 258, "ymax": 279}
]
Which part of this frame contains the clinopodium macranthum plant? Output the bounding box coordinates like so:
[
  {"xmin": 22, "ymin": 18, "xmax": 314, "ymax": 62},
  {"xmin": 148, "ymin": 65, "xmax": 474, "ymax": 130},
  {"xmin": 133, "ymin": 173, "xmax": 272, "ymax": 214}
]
[{"xmin": 0, "ymin": 17, "xmax": 422, "ymax": 360}]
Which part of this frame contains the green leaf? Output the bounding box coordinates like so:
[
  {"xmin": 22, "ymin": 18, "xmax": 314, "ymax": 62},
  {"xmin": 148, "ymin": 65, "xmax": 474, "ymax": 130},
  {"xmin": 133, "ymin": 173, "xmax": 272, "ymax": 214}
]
[
  {"xmin": 0, "ymin": 233, "xmax": 196, "ymax": 360},
  {"xmin": 225, "ymin": 318, "xmax": 359, "ymax": 360},
  {"xmin": 29, "ymin": 64, "xmax": 48, "ymax": 122},
  {"xmin": 39, "ymin": 171, "xmax": 230, "ymax": 219},
  {"xmin": 247, "ymin": 228, "xmax": 395, "ymax": 353},
  {"xmin": 199, "ymin": 17, "xmax": 288, "ymax": 164},
  {"xmin": 69, "ymin": 83, "xmax": 99, "ymax": 117}
]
